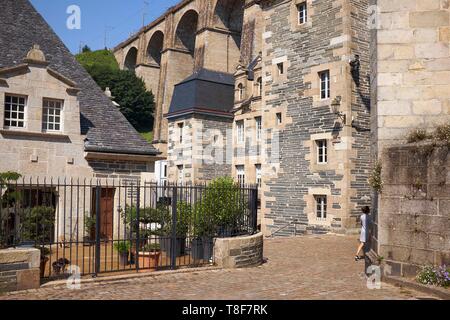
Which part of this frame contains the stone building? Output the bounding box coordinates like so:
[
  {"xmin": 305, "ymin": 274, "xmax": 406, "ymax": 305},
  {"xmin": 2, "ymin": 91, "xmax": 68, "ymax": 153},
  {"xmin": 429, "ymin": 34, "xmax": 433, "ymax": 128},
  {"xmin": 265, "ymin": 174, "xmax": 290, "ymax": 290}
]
[
  {"xmin": 0, "ymin": 0, "xmax": 161, "ymax": 241},
  {"xmin": 114, "ymin": 0, "xmax": 373, "ymax": 235},
  {"xmin": 370, "ymin": 0, "xmax": 450, "ymax": 275}
]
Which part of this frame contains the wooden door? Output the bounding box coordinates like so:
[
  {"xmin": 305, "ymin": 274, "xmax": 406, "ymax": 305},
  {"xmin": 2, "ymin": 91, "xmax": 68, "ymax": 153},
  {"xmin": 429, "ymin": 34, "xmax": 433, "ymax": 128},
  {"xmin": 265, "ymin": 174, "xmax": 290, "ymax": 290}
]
[{"xmin": 94, "ymin": 188, "xmax": 115, "ymax": 240}]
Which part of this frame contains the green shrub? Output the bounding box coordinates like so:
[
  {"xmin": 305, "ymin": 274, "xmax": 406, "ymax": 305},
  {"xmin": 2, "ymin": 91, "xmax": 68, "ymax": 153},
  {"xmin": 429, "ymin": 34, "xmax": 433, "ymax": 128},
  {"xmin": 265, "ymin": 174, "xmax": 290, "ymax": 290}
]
[
  {"xmin": 84, "ymin": 215, "xmax": 96, "ymax": 236},
  {"xmin": 20, "ymin": 206, "xmax": 55, "ymax": 244},
  {"xmin": 114, "ymin": 241, "xmax": 131, "ymax": 254},
  {"xmin": 433, "ymin": 124, "xmax": 450, "ymax": 145},
  {"xmin": 120, "ymin": 204, "xmax": 167, "ymax": 226},
  {"xmin": 368, "ymin": 161, "xmax": 383, "ymax": 194},
  {"xmin": 194, "ymin": 177, "xmax": 246, "ymax": 235},
  {"xmin": 407, "ymin": 129, "xmax": 431, "ymax": 143},
  {"xmin": 142, "ymin": 243, "xmax": 161, "ymax": 252},
  {"xmin": 156, "ymin": 201, "xmax": 191, "ymax": 237}
]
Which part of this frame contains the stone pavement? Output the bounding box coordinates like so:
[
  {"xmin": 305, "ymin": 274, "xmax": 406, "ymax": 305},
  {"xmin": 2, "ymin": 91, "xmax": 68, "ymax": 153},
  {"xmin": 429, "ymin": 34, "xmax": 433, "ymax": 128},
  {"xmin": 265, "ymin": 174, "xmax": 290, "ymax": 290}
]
[{"xmin": 0, "ymin": 235, "xmax": 438, "ymax": 300}]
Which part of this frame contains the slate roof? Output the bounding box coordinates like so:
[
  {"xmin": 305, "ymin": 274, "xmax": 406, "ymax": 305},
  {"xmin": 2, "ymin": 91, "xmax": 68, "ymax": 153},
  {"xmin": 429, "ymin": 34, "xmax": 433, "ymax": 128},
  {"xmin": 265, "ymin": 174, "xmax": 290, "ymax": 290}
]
[
  {"xmin": 167, "ymin": 69, "xmax": 235, "ymax": 119},
  {"xmin": 0, "ymin": 0, "xmax": 159, "ymax": 156}
]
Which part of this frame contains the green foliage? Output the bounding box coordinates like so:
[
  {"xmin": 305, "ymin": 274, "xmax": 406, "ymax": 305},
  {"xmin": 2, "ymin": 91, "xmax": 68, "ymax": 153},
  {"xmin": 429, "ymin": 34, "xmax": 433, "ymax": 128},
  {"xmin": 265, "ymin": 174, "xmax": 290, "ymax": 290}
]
[
  {"xmin": 84, "ymin": 215, "xmax": 96, "ymax": 236},
  {"xmin": 75, "ymin": 49, "xmax": 154, "ymax": 131},
  {"xmin": 140, "ymin": 131, "xmax": 154, "ymax": 143},
  {"xmin": 407, "ymin": 129, "xmax": 431, "ymax": 143},
  {"xmin": 75, "ymin": 49, "xmax": 119, "ymax": 73},
  {"xmin": 406, "ymin": 124, "xmax": 450, "ymax": 146},
  {"xmin": 433, "ymin": 124, "xmax": 450, "ymax": 145},
  {"xmin": 114, "ymin": 240, "xmax": 131, "ymax": 254},
  {"xmin": 0, "ymin": 171, "xmax": 21, "ymax": 186},
  {"xmin": 81, "ymin": 45, "xmax": 91, "ymax": 53},
  {"xmin": 142, "ymin": 243, "xmax": 161, "ymax": 252},
  {"xmin": 193, "ymin": 177, "xmax": 246, "ymax": 236},
  {"xmin": 20, "ymin": 206, "xmax": 55, "ymax": 244},
  {"xmin": 120, "ymin": 204, "xmax": 168, "ymax": 226},
  {"xmin": 369, "ymin": 161, "xmax": 383, "ymax": 194},
  {"xmin": 154, "ymin": 201, "xmax": 192, "ymax": 237}
]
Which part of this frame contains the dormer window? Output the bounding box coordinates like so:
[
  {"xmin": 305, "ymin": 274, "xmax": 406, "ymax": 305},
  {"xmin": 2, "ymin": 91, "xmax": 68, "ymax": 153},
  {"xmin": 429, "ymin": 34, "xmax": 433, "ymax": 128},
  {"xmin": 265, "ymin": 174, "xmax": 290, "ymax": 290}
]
[
  {"xmin": 237, "ymin": 83, "xmax": 245, "ymax": 101},
  {"xmin": 4, "ymin": 94, "xmax": 26, "ymax": 128},
  {"xmin": 42, "ymin": 98, "xmax": 63, "ymax": 132}
]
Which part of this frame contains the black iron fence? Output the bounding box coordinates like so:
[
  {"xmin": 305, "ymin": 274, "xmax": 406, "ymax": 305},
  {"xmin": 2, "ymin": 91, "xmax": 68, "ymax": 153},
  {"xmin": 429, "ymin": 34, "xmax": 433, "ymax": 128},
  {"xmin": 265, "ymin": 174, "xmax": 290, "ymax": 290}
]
[{"xmin": 0, "ymin": 178, "xmax": 258, "ymax": 279}]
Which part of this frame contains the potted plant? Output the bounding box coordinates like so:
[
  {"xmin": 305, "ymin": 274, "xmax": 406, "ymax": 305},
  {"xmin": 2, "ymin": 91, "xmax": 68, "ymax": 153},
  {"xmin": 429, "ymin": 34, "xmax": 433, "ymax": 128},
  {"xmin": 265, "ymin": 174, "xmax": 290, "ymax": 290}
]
[
  {"xmin": 159, "ymin": 201, "xmax": 191, "ymax": 257},
  {"xmin": 138, "ymin": 243, "xmax": 161, "ymax": 269},
  {"xmin": 191, "ymin": 208, "xmax": 215, "ymax": 261},
  {"xmin": 114, "ymin": 240, "xmax": 131, "ymax": 266}
]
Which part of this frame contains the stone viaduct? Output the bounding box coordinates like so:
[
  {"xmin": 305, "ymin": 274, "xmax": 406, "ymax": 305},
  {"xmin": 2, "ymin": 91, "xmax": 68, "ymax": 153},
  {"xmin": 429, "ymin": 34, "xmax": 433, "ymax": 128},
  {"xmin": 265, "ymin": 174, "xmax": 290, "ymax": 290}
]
[{"xmin": 113, "ymin": 0, "xmax": 247, "ymax": 156}]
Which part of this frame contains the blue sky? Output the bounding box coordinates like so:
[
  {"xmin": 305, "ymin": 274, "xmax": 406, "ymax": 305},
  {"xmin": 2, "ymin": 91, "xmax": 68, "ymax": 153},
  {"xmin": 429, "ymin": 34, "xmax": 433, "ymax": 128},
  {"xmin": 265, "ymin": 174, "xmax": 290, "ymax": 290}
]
[{"xmin": 30, "ymin": 0, "xmax": 180, "ymax": 54}]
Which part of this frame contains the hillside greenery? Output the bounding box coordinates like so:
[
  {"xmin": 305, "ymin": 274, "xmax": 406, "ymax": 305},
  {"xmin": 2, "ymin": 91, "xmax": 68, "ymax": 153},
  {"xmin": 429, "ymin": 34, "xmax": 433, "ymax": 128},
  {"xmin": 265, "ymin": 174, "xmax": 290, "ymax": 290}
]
[{"xmin": 75, "ymin": 49, "xmax": 154, "ymax": 137}]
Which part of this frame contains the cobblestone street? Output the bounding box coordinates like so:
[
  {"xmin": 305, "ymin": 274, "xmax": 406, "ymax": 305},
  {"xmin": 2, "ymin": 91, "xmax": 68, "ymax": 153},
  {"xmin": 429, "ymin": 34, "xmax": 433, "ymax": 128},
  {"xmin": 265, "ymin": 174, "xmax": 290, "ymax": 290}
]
[{"xmin": 0, "ymin": 235, "xmax": 436, "ymax": 300}]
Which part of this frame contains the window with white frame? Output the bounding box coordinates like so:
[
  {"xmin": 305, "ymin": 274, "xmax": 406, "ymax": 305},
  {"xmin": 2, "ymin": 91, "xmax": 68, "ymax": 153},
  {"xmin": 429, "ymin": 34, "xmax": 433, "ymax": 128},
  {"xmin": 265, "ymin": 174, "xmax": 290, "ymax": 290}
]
[
  {"xmin": 315, "ymin": 195, "xmax": 327, "ymax": 220},
  {"xmin": 236, "ymin": 165, "xmax": 245, "ymax": 185},
  {"xmin": 297, "ymin": 2, "xmax": 307, "ymax": 25},
  {"xmin": 177, "ymin": 165, "xmax": 184, "ymax": 184},
  {"xmin": 42, "ymin": 99, "xmax": 63, "ymax": 132},
  {"xmin": 256, "ymin": 77, "xmax": 263, "ymax": 97},
  {"xmin": 316, "ymin": 139, "xmax": 328, "ymax": 164},
  {"xmin": 255, "ymin": 164, "xmax": 262, "ymax": 188},
  {"xmin": 255, "ymin": 117, "xmax": 262, "ymax": 141},
  {"xmin": 319, "ymin": 70, "xmax": 330, "ymax": 100},
  {"xmin": 236, "ymin": 120, "xmax": 244, "ymax": 143},
  {"xmin": 4, "ymin": 94, "xmax": 26, "ymax": 128},
  {"xmin": 237, "ymin": 83, "xmax": 245, "ymax": 101},
  {"xmin": 178, "ymin": 122, "xmax": 184, "ymax": 143}
]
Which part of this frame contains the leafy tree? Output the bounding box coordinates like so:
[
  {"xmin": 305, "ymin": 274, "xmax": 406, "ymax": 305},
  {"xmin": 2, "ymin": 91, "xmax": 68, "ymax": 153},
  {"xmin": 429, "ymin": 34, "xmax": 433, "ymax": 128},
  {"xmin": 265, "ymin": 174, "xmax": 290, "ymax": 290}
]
[
  {"xmin": 193, "ymin": 177, "xmax": 247, "ymax": 237},
  {"xmin": 81, "ymin": 45, "xmax": 91, "ymax": 53},
  {"xmin": 75, "ymin": 49, "xmax": 154, "ymax": 131}
]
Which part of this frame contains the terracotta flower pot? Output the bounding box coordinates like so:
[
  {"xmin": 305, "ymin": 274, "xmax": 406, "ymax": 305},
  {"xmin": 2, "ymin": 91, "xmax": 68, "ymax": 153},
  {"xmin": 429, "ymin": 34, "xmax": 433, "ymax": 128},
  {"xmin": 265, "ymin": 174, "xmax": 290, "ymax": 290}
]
[{"xmin": 138, "ymin": 251, "xmax": 161, "ymax": 269}]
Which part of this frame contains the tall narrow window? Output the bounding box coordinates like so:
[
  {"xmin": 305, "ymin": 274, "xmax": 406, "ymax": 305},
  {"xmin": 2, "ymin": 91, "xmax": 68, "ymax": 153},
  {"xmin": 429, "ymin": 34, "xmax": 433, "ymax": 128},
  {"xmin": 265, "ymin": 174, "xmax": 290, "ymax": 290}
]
[
  {"xmin": 276, "ymin": 113, "xmax": 282, "ymax": 125},
  {"xmin": 255, "ymin": 164, "xmax": 262, "ymax": 188},
  {"xmin": 255, "ymin": 117, "xmax": 262, "ymax": 141},
  {"xmin": 320, "ymin": 70, "xmax": 330, "ymax": 99},
  {"xmin": 236, "ymin": 165, "xmax": 245, "ymax": 185},
  {"xmin": 277, "ymin": 63, "xmax": 284, "ymax": 75},
  {"xmin": 256, "ymin": 77, "xmax": 263, "ymax": 96},
  {"xmin": 315, "ymin": 195, "xmax": 327, "ymax": 220},
  {"xmin": 297, "ymin": 2, "xmax": 307, "ymax": 25},
  {"xmin": 237, "ymin": 83, "xmax": 245, "ymax": 101},
  {"xmin": 4, "ymin": 95, "xmax": 26, "ymax": 128},
  {"xmin": 178, "ymin": 122, "xmax": 184, "ymax": 143},
  {"xmin": 177, "ymin": 165, "xmax": 184, "ymax": 184},
  {"xmin": 42, "ymin": 99, "xmax": 62, "ymax": 132},
  {"xmin": 317, "ymin": 140, "xmax": 328, "ymax": 164},
  {"xmin": 236, "ymin": 120, "xmax": 244, "ymax": 143}
]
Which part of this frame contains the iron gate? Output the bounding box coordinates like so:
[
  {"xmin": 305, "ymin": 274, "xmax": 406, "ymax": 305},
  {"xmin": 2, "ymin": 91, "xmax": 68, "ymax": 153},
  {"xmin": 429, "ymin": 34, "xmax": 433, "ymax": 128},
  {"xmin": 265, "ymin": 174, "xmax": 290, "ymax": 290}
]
[{"xmin": 0, "ymin": 178, "xmax": 258, "ymax": 279}]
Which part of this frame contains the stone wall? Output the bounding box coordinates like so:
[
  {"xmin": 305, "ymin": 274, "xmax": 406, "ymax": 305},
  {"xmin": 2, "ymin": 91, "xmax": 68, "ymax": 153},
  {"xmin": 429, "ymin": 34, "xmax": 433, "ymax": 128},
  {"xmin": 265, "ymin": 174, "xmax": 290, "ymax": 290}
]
[
  {"xmin": 371, "ymin": 0, "xmax": 450, "ymax": 154},
  {"xmin": 214, "ymin": 232, "xmax": 263, "ymax": 268},
  {"xmin": 167, "ymin": 114, "xmax": 232, "ymax": 183},
  {"xmin": 379, "ymin": 142, "xmax": 450, "ymax": 277},
  {"xmin": 88, "ymin": 159, "xmax": 154, "ymax": 180},
  {"xmin": 259, "ymin": 0, "xmax": 371, "ymax": 236},
  {"xmin": 0, "ymin": 248, "xmax": 40, "ymax": 293}
]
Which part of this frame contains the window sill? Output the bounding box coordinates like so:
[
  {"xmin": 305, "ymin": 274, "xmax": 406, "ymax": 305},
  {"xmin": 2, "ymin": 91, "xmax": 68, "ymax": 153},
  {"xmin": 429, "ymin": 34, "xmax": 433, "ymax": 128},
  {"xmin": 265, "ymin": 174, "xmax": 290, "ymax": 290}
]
[{"xmin": 0, "ymin": 129, "xmax": 70, "ymax": 140}]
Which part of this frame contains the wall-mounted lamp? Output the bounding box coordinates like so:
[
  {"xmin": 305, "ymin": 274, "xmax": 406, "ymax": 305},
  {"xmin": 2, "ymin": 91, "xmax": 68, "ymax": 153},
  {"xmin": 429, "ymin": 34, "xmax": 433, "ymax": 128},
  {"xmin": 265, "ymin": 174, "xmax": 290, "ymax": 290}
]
[
  {"xmin": 331, "ymin": 96, "xmax": 346, "ymax": 124},
  {"xmin": 350, "ymin": 55, "xmax": 360, "ymax": 74}
]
